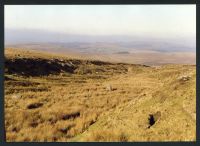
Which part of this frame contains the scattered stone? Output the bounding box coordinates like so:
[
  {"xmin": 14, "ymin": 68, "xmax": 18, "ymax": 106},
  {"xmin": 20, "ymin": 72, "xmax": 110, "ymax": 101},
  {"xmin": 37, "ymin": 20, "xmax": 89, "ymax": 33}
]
[
  {"xmin": 66, "ymin": 62, "xmax": 74, "ymax": 67},
  {"xmin": 60, "ymin": 63, "xmax": 65, "ymax": 67},
  {"xmin": 12, "ymin": 94, "xmax": 21, "ymax": 99},
  {"xmin": 106, "ymin": 84, "xmax": 113, "ymax": 91},
  {"xmin": 178, "ymin": 75, "xmax": 191, "ymax": 82}
]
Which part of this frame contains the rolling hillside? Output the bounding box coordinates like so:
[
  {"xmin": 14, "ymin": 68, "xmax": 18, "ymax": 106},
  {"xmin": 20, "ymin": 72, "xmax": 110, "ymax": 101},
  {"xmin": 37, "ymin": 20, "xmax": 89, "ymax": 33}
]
[{"xmin": 4, "ymin": 48, "xmax": 196, "ymax": 142}]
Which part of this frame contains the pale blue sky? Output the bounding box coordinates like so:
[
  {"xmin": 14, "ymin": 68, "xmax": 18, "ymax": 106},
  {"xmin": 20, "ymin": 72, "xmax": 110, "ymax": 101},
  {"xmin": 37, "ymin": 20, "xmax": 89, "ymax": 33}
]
[{"xmin": 5, "ymin": 5, "xmax": 196, "ymax": 38}]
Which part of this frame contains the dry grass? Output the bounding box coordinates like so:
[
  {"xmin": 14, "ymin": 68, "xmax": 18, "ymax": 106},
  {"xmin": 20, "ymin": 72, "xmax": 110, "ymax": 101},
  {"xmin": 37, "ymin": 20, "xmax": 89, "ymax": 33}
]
[
  {"xmin": 4, "ymin": 48, "xmax": 196, "ymax": 142},
  {"xmin": 85, "ymin": 130, "xmax": 129, "ymax": 142}
]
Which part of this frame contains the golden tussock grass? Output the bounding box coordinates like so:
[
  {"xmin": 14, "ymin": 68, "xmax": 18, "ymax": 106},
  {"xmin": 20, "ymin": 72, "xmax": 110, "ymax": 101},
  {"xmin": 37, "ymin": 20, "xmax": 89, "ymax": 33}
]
[{"xmin": 4, "ymin": 48, "xmax": 196, "ymax": 142}]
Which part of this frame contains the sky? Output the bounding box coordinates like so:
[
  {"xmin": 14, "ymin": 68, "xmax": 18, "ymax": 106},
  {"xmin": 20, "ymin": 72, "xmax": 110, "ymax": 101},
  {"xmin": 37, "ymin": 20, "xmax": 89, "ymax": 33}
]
[{"xmin": 5, "ymin": 5, "xmax": 196, "ymax": 39}]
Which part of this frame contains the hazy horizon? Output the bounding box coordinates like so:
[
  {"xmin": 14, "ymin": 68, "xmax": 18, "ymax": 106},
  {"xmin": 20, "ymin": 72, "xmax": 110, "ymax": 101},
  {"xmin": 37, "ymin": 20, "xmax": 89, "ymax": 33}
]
[{"xmin": 5, "ymin": 5, "xmax": 196, "ymax": 54}]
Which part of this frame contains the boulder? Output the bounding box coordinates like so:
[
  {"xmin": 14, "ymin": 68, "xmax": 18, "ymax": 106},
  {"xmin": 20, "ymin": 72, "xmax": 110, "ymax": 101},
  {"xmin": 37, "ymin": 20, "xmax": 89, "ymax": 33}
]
[{"xmin": 106, "ymin": 84, "xmax": 113, "ymax": 91}]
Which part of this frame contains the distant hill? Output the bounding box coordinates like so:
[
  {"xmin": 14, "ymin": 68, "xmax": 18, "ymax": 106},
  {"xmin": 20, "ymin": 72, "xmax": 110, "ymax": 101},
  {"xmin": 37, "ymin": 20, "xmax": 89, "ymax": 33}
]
[
  {"xmin": 4, "ymin": 44, "xmax": 196, "ymax": 66},
  {"xmin": 5, "ymin": 29, "xmax": 196, "ymax": 66},
  {"xmin": 5, "ymin": 28, "xmax": 195, "ymax": 53},
  {"xmin": 114, "ymin": 51, "xmax": 130, "ymax": 54}
]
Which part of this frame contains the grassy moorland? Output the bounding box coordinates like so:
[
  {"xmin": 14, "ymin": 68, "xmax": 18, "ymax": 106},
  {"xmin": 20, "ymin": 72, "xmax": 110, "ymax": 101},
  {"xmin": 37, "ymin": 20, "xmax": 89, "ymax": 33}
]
[{"xmin": 4, "ymin": 48, "xmax": 196, "ymax": 142}]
